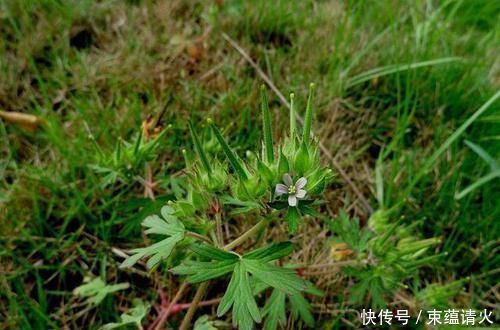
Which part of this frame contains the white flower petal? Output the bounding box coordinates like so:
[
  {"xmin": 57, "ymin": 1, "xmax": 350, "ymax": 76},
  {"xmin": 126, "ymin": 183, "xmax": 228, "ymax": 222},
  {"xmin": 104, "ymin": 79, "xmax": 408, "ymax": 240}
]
[
  {"xmin": 283, "ymin": 173, "xmax": 293, "ymax": 186},
  {"xmin": 288, "ymin": 195, "xmax": 297, "ymax": 207},
  {"xmin": 275, "ymin": 184, "xmax": 288, "ymax": 196},
  {"xmin": 296, "ymin": 189, "xmax": 306, "ymax": 199},
  {"xmin": 295, "ymin": 177, "xmax": 307, "ymax": 189}
]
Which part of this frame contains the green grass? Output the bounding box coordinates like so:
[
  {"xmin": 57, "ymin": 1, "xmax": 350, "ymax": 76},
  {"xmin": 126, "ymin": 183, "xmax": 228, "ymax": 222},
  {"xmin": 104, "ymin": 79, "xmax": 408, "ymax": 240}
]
[{"xmin": 1, "ymin": 0, "xmax": 499, "ymax": 328}]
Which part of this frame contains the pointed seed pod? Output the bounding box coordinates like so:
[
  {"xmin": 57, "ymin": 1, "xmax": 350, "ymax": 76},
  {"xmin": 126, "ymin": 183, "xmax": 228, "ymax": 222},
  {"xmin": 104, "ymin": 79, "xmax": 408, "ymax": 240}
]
[
  {"xmin": 302, "ymin": 83, "xmax": 315, "ymax": 143},
  {"xmin": 289, "ymin": 92, "xmax": 296, "ymax": 139},
  {"xmin": 188, "ymin": 120, "xmax": 212, "ymax": 175},
  {"xmin": 209, "ymin": 119, "xmax": 249, "ymax": 181},
  {"xmin": 260, "ymin": 85, "xmax": 274, "ymax": 163}
]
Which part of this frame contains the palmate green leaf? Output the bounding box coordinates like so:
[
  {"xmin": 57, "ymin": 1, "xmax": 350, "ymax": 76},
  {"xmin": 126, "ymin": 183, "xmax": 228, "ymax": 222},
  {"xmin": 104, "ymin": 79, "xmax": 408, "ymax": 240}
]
[
  {"xmin": 220, "ymin": 196, "xmax": 261, "ymax": 214},
  {"xmin": 143, "ymin": 206, "xmax": 184, "ymax": 236},
  {"xmin": 217, "ymin": 262, "xmax": 261, "ymax": 330},
  {"xmin": 175, "ymin": 243, "xmax": 305, "ymax": 330},
  {"xmin": 262, "ymin": 289, "xmax": 286, "ymax": 330},
  {"xmin": 215, "ymin": 243, "xmax": 306, "ymax": 330},
  {"xmin": 122, "ymin": 234, "xmax": 184, "ymax": 269},
  {"xmin": 289, "ymin": 292, "xmax": 314, "ymax": 327},
  {"xmin": 258, "ymin": 278, "xmax": 321, "ymax": 329},
  {"xmin": 261, "ymin": 289, "xmax": 315, "ymax": 330},
  {"xmin": 243, "ymin": 259, "xmax": 306, "ymax": 295},
  {"xmin": 243, "ymin": 242, "xmax": 294, "ymax": 263},
  {"xmin": 189, "ymin": 243, "xmax": 239, "ymax": 261},
  {"xmin": 171, "ymin": 259, "xmax": 238, "ymax": 283},
  {"xmin": 100, "ymin": 299, "xmax": 149, "ymax": 330},
  {"xmin": 193, "ymin": 315, "xmax": 223, "ymax": 330},
  {"xmin": 73, "ymin": 277, "xmax": 129, "ymax": 306},
  {"xmin": 120, "ymin": 206, "xmax": 185, "ymax": 269}
]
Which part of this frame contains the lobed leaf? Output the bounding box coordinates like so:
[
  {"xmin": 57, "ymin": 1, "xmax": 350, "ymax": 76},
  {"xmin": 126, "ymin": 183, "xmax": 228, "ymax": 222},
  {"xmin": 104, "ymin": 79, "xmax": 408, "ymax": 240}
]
[
  {"xmin": 120, "ymin": 206, "xmax": 185, "ymax": 269},
  {"xmin": 243, "ymin": 242, "xmax": 294, "ymax": 263},
  {"xmin": 172, "ymin": 259, "xmax": 238, "ymax": 283},
  {"xmin": 243, "ymin": 259, "xmax": 306, "ymax": 295},
  {"xmin": 217, "ymin": 262, "xmax": 261, "ymax": 330},
  {"xmin": 73, "ymin": 277, "xmax": 129, "ymax": 306},
  {"xmin": 289, "ymin": 292, "xmax": 315, "ymax": 327},
  {"xmin": 262, "ymin": 290, "xmax": 286, "ymax": 330},
  {"xmin": 189, "ymin": 243, "xmax": 239, "ymax": 261},
  {"xmin": 121, "ymin": 233, "xmax": 184, "ymax": 269},
  {"xmin": 100, "ymin": 299, "xmax": 149, "ymax": 330}
]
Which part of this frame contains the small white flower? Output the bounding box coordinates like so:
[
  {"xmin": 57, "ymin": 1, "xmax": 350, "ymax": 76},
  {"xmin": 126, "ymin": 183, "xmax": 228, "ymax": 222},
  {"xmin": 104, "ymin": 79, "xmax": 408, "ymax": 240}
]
[{"xmin": 275, "ymin": 173, "xmax": 307, "ymax": 207}]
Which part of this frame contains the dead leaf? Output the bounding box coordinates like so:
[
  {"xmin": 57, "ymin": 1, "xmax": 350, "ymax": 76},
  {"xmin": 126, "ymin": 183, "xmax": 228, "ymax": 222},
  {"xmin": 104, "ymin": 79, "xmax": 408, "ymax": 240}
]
[
  {"xmin": 186, "ymin": 42, "xmax": 204, "ymax": 62},
  {"xmin": 0, "ymin": 111, "xmax": 43, "ymax": 131},
  {"xmin": 330, "ymin": 242, "xmax": 355, "ymax": 261}
]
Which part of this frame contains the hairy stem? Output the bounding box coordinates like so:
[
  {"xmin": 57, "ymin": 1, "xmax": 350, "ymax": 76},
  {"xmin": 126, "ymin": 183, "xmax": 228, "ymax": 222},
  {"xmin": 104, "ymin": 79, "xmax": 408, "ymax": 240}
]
[
  {"xmin": 289, "ymin": 92, "xmax": 296, "ymax": 139},
  {"xmin": 224, "ymin": 219, "xmax": 266, "ymax": 251},
  {"xmin": 215, "ymin": 212, "xmax": 224, "ymax": 246},
  {"xmin": 178, "ymin": 297, "xmax": 222, "ymax": 309},
  {"xmin": 185, "ymin": 231, "xmax": 212, "ymax": 244},
  {"xmin": 179, "ymin": 282, "xmax": 209, "ymax": 330},
  {"xmin": 152, "ymin": 282, "xmax": 188, "ymax": 330}
]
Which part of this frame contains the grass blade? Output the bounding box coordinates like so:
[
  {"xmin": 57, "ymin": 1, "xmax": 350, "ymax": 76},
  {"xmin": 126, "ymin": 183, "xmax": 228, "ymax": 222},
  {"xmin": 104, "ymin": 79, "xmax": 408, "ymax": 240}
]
[
  {"xmin": 422, "ymin": 91, "xmax": 500, "ymax": 173},
  {"xmin": 346, "ymin": 57, "xmax": 462, "ymax": 88},
  {"xmin": 390, "ymin": 91, "xmax": 500, "ymax": 211},
  {"xmin": 464, "ymin": 140, "xmax": 498, "ymax": 170},
  {"xmin": 455, "ymin": 170, "xmax": 500, "ymax": 200}
]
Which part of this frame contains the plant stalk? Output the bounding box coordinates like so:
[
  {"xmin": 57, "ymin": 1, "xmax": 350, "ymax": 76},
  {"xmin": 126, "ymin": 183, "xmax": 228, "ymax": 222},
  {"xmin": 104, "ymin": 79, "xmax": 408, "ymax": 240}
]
[
  {"xmin": 224, "ymin": 219, "xmax": 266, "ymax": 251},
  {"xmin": 215, "ymin": 212, "xmax": 224, "ymax": 246},
  {"xmin": 153, "ymin": 282, "xmax": 188, "ymax": 330},
  {"xmin": 179, "ymin": 282, "xmax": 209, "ymax": 330},
  {"xmin": 186, "ymin": 231, "xmax": 212, "ymax": 244}
]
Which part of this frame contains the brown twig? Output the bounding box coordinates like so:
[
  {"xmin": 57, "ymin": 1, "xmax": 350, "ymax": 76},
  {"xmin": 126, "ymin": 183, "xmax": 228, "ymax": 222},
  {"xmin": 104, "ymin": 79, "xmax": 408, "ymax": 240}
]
[
  {"xmin": 151, "ymin": 282, "xmax": 188, "ymax": 330},
  {"xmin": 223, "ymin": 219, "xmax": 267, "ymax": 251},
  {"xmin": 300, "ymin": 260, "xmax": 365, "ymax": 269},
  {"xmin": 179, "ymin": 282, "xmax": 209, "ymax": 330},
  {"xmin": 177, "ymin": 297, "xmax": 221, "ymax": 309},
  {"xmin": 221, "ymin": 32, "xmax": 373, "ymax": 215},
  {"xmin": 144, "ymin": 162, "xmax": 155, "ymax": 199},
  {"xmin": 186, "ymin": 231, "xmax": 213, "ymax": 244}
]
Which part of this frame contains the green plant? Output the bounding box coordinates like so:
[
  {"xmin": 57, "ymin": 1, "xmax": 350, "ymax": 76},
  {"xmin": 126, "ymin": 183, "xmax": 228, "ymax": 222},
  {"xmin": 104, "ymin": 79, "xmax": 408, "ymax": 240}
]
[
  {"xmin": 455, "ymin": 140, "xmax": 499, "ymax": 199},
  {"xmin": 88, "ymin": 125, "xmax": 170, "ymax": 187},
  {"xmin": 329, "ymin": 209, "xmax": 443, "ymax": 309},
  {"xmin": 73, "ymin": 277, "xmax": 129, "ymax": 307},
  {"xmin": 119, "ymin": 85, "xmax": 332, "ymax": 329},
  {"xmin": 100, "ymin": 299, "xmax": 149, "ymax": 330}
]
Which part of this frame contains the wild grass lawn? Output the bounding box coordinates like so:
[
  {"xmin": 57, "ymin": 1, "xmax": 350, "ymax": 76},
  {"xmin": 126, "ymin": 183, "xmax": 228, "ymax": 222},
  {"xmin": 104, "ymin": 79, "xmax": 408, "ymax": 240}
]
[{"xmin": 0, "ymin": 0, "xmax": 499, "ymax": 329}]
